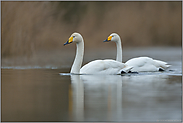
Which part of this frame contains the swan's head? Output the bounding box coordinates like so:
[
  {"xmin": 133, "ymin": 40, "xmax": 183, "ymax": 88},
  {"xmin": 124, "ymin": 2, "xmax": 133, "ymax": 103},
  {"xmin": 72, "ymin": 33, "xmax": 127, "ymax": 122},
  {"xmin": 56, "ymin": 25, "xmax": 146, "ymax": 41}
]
[
  {"xmin": 64, "ymin": 32, "xmax": 83, "ymax": 45},
  {"xmin": 104, "ymin": 33, "xmax": 121, "ymax": 43}
]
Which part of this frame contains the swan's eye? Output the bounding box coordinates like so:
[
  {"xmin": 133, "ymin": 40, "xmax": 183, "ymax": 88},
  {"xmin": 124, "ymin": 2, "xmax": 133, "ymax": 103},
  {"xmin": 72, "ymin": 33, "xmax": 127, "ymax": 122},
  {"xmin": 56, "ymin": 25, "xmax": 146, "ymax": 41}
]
[{"xmin": 73, "ymin": 36, "xmax": 75, "ymax": 38}]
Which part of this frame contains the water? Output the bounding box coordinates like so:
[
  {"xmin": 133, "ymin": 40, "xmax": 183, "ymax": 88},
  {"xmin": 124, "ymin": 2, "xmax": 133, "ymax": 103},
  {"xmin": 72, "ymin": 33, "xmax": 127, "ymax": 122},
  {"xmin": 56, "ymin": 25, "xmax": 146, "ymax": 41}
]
[{"xmin": 1, "ymin": 47, "xmax": 182, "ymax": 122}]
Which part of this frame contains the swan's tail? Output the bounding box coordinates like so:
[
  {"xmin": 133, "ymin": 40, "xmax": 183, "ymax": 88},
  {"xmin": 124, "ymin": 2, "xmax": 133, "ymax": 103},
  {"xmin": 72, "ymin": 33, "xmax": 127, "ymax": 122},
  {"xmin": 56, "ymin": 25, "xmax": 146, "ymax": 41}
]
[{"xmin": 154, "ymin": 60, "xmax": 171, "ymax": 69}]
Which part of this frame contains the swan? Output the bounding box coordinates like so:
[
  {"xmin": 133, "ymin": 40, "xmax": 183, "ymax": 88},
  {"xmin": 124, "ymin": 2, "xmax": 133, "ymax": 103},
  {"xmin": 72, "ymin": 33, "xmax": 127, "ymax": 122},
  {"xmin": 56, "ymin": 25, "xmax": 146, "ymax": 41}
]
[
  {"xmin": 104, "ymin": 33, "xmax": 171, "ymax": 72},
  {"xmin": 63, "ymin": 32, "xmax": 133, "ymax": 74}
]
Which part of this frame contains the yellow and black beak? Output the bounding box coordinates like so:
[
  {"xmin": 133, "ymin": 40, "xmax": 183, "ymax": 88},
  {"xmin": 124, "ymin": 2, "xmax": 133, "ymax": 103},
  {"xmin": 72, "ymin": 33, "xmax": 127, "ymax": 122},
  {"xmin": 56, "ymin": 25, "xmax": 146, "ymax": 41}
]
[
  {"xmin": 103, "ymin": 36, "xmax": 112, "ymax": 42},
  {"xmin": 64, "ymin": 36, "xmax": 74, "ymax": 46}
]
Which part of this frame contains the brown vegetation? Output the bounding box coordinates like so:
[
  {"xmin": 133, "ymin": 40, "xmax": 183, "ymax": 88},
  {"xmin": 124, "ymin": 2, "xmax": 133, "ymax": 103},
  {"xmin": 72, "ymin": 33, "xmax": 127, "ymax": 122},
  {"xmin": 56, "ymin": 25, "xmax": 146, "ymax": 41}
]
[{"xmin": 1, "ymin": 1, "xmax": 182, "ymax": 58}]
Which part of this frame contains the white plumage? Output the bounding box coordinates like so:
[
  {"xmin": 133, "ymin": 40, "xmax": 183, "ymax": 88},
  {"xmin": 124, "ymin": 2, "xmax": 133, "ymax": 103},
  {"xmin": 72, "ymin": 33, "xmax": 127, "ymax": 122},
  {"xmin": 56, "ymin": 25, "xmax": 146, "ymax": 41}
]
[
  {"xmin": 125, "ymin": 57, "xmax": 170, "ymax": 72},
  {"xmin": 80, "ymin": 59, "xmax": 132, "ymax": 74},
  {"xmin": 64, "ymin": 32, "xmax": 132, "ymax": 75},
  {"xmin": 104, "ymin": 33, "xmax": 170, "ymax": 72}
]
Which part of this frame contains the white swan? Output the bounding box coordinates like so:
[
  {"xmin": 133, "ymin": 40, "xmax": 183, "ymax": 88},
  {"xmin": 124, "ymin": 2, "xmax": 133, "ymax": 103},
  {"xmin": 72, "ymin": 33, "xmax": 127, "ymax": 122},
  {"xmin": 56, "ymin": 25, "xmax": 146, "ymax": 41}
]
[
  {"xmin": 64, "ymin": 32, "xmax": 133, "ymax": 74},
  {"xmin": 104, "ymin": 33, "xmax": 171, "ymax": 72}
]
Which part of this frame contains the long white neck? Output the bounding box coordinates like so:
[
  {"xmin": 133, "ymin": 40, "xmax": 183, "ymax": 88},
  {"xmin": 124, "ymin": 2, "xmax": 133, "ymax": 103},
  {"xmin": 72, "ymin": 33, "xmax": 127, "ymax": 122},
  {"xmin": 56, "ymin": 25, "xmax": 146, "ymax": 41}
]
[
  {"xmin": 70, "ymin": 40, "xmax": 84, "ymax": 74},
  {"xmin": 116, "ymin": 38, "xmax": 122, "ymax": 62}
]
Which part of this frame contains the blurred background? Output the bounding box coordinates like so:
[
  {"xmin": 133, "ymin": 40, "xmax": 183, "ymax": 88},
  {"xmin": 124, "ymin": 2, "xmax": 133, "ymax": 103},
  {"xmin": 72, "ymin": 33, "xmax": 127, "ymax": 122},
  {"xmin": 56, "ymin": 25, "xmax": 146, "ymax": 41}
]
[
  {"xmin": 2, "ymin": 2, "xmax": 182, "ymax": 122},
  {"xmin": 1, "ymin": 1, "xmax": 182, "ymax": 67}
]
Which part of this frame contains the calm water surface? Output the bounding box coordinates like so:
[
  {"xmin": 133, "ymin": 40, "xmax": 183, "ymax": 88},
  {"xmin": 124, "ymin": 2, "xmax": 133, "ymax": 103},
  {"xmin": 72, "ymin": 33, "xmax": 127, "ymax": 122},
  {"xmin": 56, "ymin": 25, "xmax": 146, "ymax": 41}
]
[{"xmin": 1, "ymin": 47, "xmax": 182, "ymax": 122}]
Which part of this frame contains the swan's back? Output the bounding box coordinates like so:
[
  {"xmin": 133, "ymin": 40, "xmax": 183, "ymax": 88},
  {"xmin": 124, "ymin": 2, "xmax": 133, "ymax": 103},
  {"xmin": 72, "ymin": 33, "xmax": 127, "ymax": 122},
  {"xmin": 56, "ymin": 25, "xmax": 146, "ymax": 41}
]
[
  {"xmin": 80, "ymin": 59, "xmax": 129, "ymax": 74},
  {"xmin": 153, "ymin": 59, "xmax": 170, "ymax": 68},
  {"xmin": 125, "ymin": 57, "xmax": 170, "ymax": 72}
]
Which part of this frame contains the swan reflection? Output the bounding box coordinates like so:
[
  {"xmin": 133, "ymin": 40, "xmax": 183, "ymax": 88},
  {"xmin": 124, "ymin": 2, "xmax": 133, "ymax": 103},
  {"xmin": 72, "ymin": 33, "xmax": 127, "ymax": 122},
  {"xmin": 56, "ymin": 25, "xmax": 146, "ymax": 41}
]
[
  {"xmin": 70, "ymin": 75, "xmax": 84, "ymax": 121},
  {"xmin": 69, "ymin": 74, "xmax": 181, "ymax": 121},
  {"xmin": 70, "ymin": 74, "xmax": 123, "ymax": 121},
  {"xmin": 121, "ymin": 74, "xmax": 181, "ymax": 121}
]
